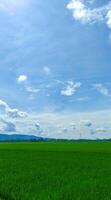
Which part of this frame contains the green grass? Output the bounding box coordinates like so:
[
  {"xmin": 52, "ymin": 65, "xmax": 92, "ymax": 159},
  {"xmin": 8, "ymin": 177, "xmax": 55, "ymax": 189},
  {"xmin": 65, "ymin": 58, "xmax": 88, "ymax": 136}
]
[{"xmin": 0, "ymin": 142, "xmax": 111, "ymax": 200}]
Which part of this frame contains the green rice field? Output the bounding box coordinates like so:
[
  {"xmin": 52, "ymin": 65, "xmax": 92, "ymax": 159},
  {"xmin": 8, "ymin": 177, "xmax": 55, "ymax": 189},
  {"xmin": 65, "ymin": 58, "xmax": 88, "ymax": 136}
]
[{"xmin": 0, "ymin": 142, "xmax": 111, "ymax": 200}]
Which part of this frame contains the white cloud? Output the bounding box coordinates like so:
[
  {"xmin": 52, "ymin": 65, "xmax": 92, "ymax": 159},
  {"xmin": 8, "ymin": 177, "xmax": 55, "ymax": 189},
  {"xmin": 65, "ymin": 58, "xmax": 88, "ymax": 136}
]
[
  {"xmin": 28, "ymin": 111, "xmax": 111, "ymax": 139},
  {"xmin": 62, "ymin": 128, "xmax": 69, "ymax": 134},
  {"xmin": 0, "ymin": 100, "xmax": 111, "ymax": 139},
  {"xmin": 67, "ymin": 0, "xmax": 111, "ymax": 29},
  {"xmin": 70, "ymin": 122, "xmax": 76, "ymax": 130},
  {"xmin": 2, "ymin": 120, "xmax": 16, "ymax": 132},
  {"xmin": 95, "ymin": 127, "xmax": 107, "ymax": 133},
  {"xmin": 35, "ymin": 123, "xmax": 41, "ymax": 130},
  {"xmin": 0, "ymin": 99, "xmax": 27, "ymax": 118},
  {"xmin": 7, "ymin": 109, "xmax": 27, "ymax": 118},
  {"xmin": 26, "ymin": 86, "xmax": 40, "ymax": 94},
  {"xmin": 17, "ymin": 75, "xmax": 28, "ymax": 83},
  {"xmin": 17, "ymin": 75, "xmax": 41, "ymax": 97},
  {"xmin": 93, "ymin": 83, "xmax": 109, "ymax": 96},
  {"xmin": 43, "ymin": 67, "xmax": 51, "ymax": 76},
  {"xmin": 61, "ymin": 81, "xmax": 81, "ymax": 96},
  {"xmin": 35, "ymin": 123, "xmax": 42, "ymax": 133},
  {"xmin": 106, "ymin": 10, "xmax": 111, "ymax": 29},
  {"xmin": 67, "ymin": 0, "xmax": 89, "ymax": 22},
  {"xmin": 0, "ymin": 99, "xmax": 9, "ymax": 110},
  {"xmin": 80, "ymin": 120, "xmax": 92, "ymax": 127}
]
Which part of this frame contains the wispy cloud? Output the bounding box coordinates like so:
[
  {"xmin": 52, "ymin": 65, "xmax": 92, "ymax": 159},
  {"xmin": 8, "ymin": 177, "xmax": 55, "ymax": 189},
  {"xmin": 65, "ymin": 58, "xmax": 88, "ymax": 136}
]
[
  {"xmin": 67, "ymin": 0, "xmax": 111, "ymax": 30},
  {"xmin": 17, "ymin": 75, "xmax": 40, "ymax": 98},
  {"xmin": 93, "ymin": 83, "xmax": 109, "ymax": 96},
  {"xmin": 61, "ymin": 81, "xmax": 81, "ymax": 96},
  {"xmin": 76, "ymin": 96, "xmax": 90, "ymax": 102},
  {"xmin": 106, "ymin": 10, "xmax": 111, "ymax": 29},
  {"xmin": 26, "ymin": 86, "xmax": 40, "ymax": 94}
]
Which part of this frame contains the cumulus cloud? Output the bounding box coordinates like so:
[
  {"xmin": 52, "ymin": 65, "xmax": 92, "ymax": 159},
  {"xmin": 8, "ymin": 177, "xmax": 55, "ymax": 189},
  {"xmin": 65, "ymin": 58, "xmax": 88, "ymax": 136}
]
[
  {"xmin": 93, "ymin": 83, "xmax": 109, "ymax": 96},
  {"xmin": 91, "ymin": 127, "xmax": 107, "ymax": 138},
  {"xmin": 0, "ymin": 99, "xmax": 27, "ymax": 118},
  {"xmin": 35, "ymin": 123, "xmax": 43, "ymax": 135},
  {"xmin": 7, "ymin": 109, "xmax": 27, "ymax": 118},
  {"xmin": 80, "ymin": 120, "xmax": 92, "ymax": 127},
  {"xmin": 0, "ymin": 118, "xmax": 16, "ymax": 133},
  {"xmin": 61, "ymin": 81, "xmax": 81, "ymax": 96},
  {"xmin": 62, "ymin": 128, "xmax": 69, "ymax": 133},
  {"xmin": 3, "ymin": 120, "xmax": 16, "ymax": 132},
  {"xmin": 0, "ymin": 102, "xmax": 110, "ymax": 139},
  {"xmin": 0, "ymin": 99, "xmax": 9, "ymax": 110},
  {"xmin": 106, "ymin": 10, "xmax": 111, "ymax": 29},
  {"xmin": 67, "ymin": 0, "xmax": 111, "ymax": 29},
  {"xmin": 17, "ymin": 75, "xmax": 28, "ymax": 83},
  {"xmin": 95, "ymin": 127, "xmax": 107, "ymax": 133},
  {"xmin": 70, "ymin": 122, "xmax": 76, "ymax": 130}
]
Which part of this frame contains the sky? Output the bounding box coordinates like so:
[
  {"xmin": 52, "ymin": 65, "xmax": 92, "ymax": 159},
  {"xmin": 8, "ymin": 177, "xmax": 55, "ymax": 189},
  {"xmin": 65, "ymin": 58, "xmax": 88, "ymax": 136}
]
[{"xmin": 0, "ymin": 0, "xmax": 111, "ymax": 139}]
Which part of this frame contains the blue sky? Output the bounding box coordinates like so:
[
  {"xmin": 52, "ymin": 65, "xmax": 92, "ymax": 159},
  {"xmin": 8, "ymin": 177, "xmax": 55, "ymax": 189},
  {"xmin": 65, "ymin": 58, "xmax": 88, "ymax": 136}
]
[{"xmin": 0, "ymin": 0, "xmax": 111, "ymax": 139}]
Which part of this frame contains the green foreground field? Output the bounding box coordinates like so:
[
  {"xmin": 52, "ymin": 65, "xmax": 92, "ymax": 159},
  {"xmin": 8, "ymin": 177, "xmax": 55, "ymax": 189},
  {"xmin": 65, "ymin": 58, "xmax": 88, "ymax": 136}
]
[{"xmin": 0, "ymin": 142, "xmax": 111, "ymax": 200}]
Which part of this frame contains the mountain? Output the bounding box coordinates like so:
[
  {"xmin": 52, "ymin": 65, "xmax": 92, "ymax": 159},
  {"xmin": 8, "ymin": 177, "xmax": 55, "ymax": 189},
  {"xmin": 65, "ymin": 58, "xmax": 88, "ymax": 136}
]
[
  {"xmin": 0, "ymin": 134, "xmax": 111, "ymax": 142},
  {"xmin": 0, "ymin": 134, "xmax": 43, "ymax": 142}
]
